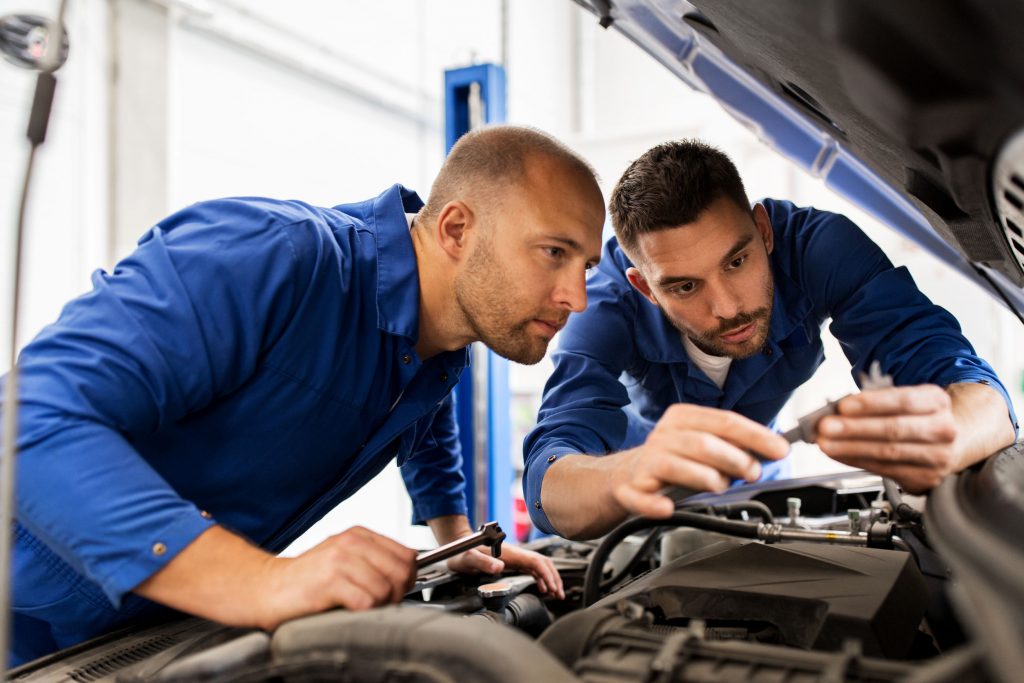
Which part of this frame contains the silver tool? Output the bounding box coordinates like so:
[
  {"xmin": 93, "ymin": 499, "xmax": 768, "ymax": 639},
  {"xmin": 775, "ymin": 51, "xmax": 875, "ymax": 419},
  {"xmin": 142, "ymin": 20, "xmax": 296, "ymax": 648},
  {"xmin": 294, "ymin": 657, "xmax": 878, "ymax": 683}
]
[
  {"xmin": 415, "ymin": 521, "xmax": 506, "ymax": 569},
  {"xmin": 782, "ymin": 360, "xmax": 894, "ymax": 444}
]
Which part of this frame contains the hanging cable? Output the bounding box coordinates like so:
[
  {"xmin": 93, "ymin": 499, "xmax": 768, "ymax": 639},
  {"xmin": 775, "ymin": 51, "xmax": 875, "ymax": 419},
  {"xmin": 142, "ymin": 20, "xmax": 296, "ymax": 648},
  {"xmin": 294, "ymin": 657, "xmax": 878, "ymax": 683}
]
[{"xmin": 0, "ymin": 2, "xmax": 69, "ymax": 674}]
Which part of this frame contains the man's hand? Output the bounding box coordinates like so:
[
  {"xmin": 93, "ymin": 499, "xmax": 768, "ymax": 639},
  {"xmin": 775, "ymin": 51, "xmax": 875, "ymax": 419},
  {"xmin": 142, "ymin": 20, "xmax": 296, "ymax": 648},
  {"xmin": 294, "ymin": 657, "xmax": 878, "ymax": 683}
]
[
  {"xmin": 445, "ymin": 544, "xmax": 565, "ymax": 599},
  {"xmin": 816, "ymin": 384, "xmax": 958, "ymax": 493},
  {"xmin": 613, "ymin": 404, "xmax": 790, "ymax": 519},
  {"xmin": 815, "ymin": 381, "xmax": 1016, "ymax": 494},
  {"xmin": 259, "ymin": 526, "xmax": 418, "ymax": 627},
  {"xmin": 135, "ymin": 525, "xmax": 417, "ymax": 632},
  {"xmin": 427, "ymin": 514, "xmax": 564, "ymax": 598}
]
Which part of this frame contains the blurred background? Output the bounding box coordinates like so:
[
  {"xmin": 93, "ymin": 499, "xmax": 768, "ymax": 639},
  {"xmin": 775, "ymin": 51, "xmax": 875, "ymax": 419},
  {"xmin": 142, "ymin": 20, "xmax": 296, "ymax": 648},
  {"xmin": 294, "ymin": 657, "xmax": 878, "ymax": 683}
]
[{"xmin": 2, "ymin": 0, "xmax": 1020, "ymax": 552}]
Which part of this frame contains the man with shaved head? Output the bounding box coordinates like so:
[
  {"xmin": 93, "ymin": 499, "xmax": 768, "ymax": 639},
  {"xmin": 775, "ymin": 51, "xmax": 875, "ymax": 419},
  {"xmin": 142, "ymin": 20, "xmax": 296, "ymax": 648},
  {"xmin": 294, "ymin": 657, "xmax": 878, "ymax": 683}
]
[{"xmin": 2, "ymin": 125, "xmax": 605, "ymax": 664}]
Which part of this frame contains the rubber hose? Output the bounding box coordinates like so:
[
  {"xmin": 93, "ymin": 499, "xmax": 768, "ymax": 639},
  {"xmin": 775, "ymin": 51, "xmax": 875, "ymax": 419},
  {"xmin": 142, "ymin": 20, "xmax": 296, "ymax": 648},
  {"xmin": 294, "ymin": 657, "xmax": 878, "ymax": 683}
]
[{"xmin": 582, "ymin": 512, "xmax": 760, "ymax": 607}]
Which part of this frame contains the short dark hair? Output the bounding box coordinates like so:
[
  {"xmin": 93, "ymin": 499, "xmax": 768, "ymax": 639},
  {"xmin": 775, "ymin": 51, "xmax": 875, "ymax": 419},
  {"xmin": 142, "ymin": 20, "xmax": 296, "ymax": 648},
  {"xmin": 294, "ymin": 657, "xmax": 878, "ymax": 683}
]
[
  {"xmin": 421, "ymin": 125, "xmax": 597, "ymax": 224},
  {"xmin": 609, "ymin": 140, "xmax": 750, "ymax": 256}
]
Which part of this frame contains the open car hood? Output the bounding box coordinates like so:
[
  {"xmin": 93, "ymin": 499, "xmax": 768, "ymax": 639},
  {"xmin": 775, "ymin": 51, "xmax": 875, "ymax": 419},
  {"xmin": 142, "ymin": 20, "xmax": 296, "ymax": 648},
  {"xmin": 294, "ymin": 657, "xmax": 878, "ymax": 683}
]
[{"xmin": 574, "ymin": 0, "xmax": 1024, "ymax": 321}]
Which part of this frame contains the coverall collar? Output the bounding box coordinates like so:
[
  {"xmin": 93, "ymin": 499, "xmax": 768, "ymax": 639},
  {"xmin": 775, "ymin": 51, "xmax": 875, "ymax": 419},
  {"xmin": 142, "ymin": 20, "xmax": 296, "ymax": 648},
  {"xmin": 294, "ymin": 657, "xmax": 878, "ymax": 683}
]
[{"xmin": 367, "ymin": 183, "xmax": 425, "ymax": 340}]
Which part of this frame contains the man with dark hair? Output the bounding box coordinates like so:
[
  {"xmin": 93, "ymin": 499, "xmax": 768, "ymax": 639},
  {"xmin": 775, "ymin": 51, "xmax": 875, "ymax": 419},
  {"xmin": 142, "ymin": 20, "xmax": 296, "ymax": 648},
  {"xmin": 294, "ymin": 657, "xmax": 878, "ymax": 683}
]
[
  {"xmin": 524, "ymin": 139, "xmax": 1017, "ymax": 540},
  {"xmin": 2, "ymin": 125, "xmax": 604, "ymax": 664}
]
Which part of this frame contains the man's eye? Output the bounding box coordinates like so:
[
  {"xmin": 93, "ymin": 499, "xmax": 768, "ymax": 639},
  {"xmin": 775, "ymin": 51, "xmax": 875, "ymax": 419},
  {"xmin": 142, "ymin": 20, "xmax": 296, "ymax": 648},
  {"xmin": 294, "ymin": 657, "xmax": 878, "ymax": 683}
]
[
  {"xmin": 545, "ymin": 247, "xmax": 565, "ymax": 259},
  {"xmin": 728, "ymin": 255, "xmax": 747, "ymax": 269},
  {"xmin": 675, "ymin": 282, "xmax": 696, "ymax": 294}
]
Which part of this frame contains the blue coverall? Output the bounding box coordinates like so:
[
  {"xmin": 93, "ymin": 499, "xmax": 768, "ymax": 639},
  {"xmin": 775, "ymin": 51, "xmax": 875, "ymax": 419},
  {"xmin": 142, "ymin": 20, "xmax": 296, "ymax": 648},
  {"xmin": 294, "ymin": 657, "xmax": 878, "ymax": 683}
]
[
  {"xmin": 3, "ymin": 184, "xmax": 469, "ymax": 664},
  {"xmin": 524, "ymin": 199, "xmax": 1017, "ymax": 535}
]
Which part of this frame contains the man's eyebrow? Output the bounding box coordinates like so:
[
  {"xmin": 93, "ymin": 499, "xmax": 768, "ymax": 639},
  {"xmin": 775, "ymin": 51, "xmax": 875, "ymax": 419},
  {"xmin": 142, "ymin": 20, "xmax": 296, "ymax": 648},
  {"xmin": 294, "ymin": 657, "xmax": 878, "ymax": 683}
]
[
  {"xmin": 720, "ymin": 234, "xmax": 754, "ymax": 266},
  {"xmin": 654, "ymin": 234, "xmax": 756, "ymax": 288},
  {"xmin": 655, "ymin": 273, "xmax": 695, "ymax": 288}
]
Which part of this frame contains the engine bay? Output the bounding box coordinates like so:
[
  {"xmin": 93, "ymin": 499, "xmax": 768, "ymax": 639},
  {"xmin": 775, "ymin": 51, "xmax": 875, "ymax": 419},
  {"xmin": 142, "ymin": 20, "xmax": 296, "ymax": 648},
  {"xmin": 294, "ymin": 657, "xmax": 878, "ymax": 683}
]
[{"xmin": 13, "ymin": 449, "xmax": 1020, "ymax": 683}]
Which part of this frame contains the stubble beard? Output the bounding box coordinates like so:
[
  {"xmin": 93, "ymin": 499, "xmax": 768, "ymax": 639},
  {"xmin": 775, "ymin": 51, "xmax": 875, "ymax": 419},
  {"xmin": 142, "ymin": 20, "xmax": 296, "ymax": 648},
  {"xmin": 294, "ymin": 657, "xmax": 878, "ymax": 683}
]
[
  {"xmin": 454, "ymin": 237, "xmax": 549, "ymax": 365},
  {"xmin": 677, "ymin": 279, "xmax": 775, "ymax": 360}
]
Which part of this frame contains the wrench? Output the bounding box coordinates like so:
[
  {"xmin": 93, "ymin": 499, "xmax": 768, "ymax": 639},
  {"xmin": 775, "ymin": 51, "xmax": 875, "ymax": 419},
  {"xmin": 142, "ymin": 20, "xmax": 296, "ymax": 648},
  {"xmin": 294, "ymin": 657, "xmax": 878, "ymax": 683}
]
[{"xmin": 415, "ymin": 521, "xmax": 506, "ymax": 569}]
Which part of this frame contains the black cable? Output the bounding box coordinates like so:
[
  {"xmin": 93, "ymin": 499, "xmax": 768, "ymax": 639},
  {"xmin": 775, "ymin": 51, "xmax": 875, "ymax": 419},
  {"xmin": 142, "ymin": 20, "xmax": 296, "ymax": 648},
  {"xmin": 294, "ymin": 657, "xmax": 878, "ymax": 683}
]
[
  {"xmin": 882, "ymin": 477, "xmax": 923, "ymax": 524},
  {"xmin": 0, "ymin": 6, "xmax": 67, "ymax": 674},
  {"xmin": 582, "ymin": 512, "xmax": 761, "ymax": 607},
  {"xmin": 882, "ymin": 477, "xmax": 931, "ymax": 554},
  {"xmin": 696, "ymin": 500, "xmax": 774, "ymax": 523},
  {"xmin": 598, "ymin": 526, "xmax": 661, "ymax": 591},
  {"xmin": 594, "ymin": 500, "xmax": 771, "ymax": 590}
]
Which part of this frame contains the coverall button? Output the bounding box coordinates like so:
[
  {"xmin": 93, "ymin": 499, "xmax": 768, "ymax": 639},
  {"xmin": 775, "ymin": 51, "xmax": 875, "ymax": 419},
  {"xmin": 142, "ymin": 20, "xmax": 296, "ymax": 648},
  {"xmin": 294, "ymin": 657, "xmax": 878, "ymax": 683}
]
[
  {"xmin": 199, "ymin": 510, "xmax": 212, "ymax": 519},
  {"xmin": 764, "ymin": 347, "xmax": 773, "ymax": 356},
  {"xmin": 401, "ymin": 354, "xmax": 411, "ymax": 365},
  {"xmin": 978, "ymin": 379, "xmax": 990, "ymax": 385},
  {"xmin": 547, "ymin": 455, "xmax": 557, "ymax": 463},
  {"xmin": 534, "ymin": 501, "xmax": 542, "ymax": 509},
  {"xmin": 440, "ymin": 372, "xmax": 448, "ymax": 382},
  {"xmin": 152, "ymin": 542, "xmax": 167, "ymax": 556}
]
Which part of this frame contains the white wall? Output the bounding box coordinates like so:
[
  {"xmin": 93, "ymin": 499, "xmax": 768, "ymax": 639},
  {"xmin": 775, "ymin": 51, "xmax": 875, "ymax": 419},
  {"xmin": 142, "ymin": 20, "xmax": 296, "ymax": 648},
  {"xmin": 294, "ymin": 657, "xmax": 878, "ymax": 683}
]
[
  {"xmin": 1, "ymin": 1, "xmax": 1020, "ymax": 555},
  {"xmin": 0, "ymin": 0, "xmax": 109, "ymax": 362}
]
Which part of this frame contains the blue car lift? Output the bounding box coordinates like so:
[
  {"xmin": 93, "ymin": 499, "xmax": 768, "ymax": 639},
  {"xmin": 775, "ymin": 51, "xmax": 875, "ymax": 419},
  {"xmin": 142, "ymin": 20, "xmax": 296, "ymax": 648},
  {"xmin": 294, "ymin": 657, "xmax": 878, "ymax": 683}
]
[{"xmin": 444, "ymin": 64, "xmax": 513, "ymax": 534}]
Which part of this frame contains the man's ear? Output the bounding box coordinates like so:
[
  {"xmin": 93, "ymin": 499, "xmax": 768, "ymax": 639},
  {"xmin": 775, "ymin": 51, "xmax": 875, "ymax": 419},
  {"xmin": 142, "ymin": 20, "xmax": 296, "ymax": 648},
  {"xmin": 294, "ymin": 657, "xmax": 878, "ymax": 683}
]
[
  {"xmin": 752, "ymin": 202, "xmax": 774, "ymax": 254},
  {"xmin": 626, "ymin": 266, "xmax": 659, "ymax": 306},
  {"xmin": 435, "ymin": 200, "xmax": 474, "ymax": 260}
]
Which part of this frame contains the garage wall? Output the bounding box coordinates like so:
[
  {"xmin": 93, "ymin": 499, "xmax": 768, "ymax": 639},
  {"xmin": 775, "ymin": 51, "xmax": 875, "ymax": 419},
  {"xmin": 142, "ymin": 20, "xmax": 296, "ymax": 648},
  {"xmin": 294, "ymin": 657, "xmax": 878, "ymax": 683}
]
[{"xmin": 0, "ymin": 0, "xmax": 109, "ymax": 362}]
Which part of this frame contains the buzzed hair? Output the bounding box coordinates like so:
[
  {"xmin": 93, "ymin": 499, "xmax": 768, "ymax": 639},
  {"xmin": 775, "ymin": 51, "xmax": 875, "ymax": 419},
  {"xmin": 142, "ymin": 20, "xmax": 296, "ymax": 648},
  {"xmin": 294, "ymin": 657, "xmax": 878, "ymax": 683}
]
[
  {"xmin": 420, "ymin": 125, "xmax": 597, "ymax": 224},
  {"xmin": 609, "ymin": 139, "xmax": 750, "ymax": 256}
]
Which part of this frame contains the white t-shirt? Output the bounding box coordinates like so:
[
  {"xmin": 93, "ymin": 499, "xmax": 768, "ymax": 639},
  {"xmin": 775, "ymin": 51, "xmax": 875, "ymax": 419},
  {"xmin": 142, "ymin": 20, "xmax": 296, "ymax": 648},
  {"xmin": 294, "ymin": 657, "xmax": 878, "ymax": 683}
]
[{"xmin": 682, "ymin": 334, "xmax": 732, "ymax": 389}]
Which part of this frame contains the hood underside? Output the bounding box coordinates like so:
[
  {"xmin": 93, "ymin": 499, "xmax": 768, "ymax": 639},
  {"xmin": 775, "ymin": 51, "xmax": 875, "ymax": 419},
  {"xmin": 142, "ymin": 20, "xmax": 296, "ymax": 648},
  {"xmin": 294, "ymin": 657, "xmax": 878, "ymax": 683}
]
[{"xmin": 575, "ymin": 0, "xmax": 1024, "ymax": 320}]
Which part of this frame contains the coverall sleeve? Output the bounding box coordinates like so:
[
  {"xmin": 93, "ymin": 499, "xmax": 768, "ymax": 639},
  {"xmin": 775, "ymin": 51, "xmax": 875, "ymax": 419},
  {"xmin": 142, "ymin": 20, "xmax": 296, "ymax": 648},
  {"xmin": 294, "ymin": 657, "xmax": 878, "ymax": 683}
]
[
  {"xmin": 3, "ymin": 198, "xmax": 308, "ymax": 607},
  {"xmin": 784, "ymin": 202, "xmax": 1018, "ymax": 434},
  {"xmin": 400, "ymin": 393, "xmax": 469, "ymax": 525},
  {"xmin": 522, "ymin": 270, "xmax": 641, "ymax": 535}
]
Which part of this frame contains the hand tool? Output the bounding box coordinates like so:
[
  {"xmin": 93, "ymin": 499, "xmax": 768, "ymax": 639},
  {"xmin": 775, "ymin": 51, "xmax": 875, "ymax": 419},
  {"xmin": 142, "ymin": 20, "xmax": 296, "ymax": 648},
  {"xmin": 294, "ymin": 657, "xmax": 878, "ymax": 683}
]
[{"xmin": 416, "ymin": 521, "xmax": 506, "ymax": 569}]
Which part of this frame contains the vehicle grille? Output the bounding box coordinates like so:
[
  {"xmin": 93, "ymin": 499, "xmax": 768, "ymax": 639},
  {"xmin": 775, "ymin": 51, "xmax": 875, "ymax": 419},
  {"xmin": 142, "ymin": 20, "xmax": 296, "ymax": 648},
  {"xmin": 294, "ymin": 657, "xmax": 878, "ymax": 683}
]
[{"xmin": 67, "ymin": 635, "xmax": 181, "ymax": 683}]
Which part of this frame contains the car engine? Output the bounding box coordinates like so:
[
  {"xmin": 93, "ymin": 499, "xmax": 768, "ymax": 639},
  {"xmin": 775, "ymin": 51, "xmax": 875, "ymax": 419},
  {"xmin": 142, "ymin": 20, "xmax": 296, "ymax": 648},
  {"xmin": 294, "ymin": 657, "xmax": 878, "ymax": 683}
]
[{"xmin": 13, "ymin": 444, "xmax": 1023, "ymax": 683}]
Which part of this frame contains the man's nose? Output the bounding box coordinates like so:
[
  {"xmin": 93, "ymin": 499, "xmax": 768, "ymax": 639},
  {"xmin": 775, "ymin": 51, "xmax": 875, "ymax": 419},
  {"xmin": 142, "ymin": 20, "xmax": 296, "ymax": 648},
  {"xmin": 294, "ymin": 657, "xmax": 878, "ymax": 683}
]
[
  {"xmin": 556, "ymin": 268, "xmax": 588, "ymax": 313},
  {"xmin": 708, "ymin": 280, "xmax": 741, "ymax": 320}
]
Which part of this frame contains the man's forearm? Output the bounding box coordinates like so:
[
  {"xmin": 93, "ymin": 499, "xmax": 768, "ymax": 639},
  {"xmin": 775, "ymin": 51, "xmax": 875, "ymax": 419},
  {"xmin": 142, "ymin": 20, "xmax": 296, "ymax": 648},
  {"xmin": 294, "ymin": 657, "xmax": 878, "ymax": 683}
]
[
  {"xmin": 536, "ymin": 406, "xmax": 790, "ymax": 540},
  {"xmin": 426, "ymin": 514, "xmax": 475, "ymax": 544},
  {"xmin": 948, "ymin": 382, "xmax": 1017, "ymax": 470},
  {"xmin": 540, "ymin": 451, "xmax": 636, "ymax": 540},
  {"xmin": 136, "ymin": 523, "xmax": 418, "ymax": 630},
  {"xmin": 134, "ymin": 525, "xmax": 278, "ymax": 628}
]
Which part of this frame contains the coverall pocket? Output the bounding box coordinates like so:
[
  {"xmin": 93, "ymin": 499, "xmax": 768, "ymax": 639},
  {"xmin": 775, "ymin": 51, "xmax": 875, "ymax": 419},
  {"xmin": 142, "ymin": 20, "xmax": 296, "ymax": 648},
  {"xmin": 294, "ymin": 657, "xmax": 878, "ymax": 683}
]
[
  {"xmin": 10, "ymin": 525, "xmax": 147, "ymax": 656},
  {"xmin": 10, "ymin": 524, "xmax": 87, "ymax": 612}
]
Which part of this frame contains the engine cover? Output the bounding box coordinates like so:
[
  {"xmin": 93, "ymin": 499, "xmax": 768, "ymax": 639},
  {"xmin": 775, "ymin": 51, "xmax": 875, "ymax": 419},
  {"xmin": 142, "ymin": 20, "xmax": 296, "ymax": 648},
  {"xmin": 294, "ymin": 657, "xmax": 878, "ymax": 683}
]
[{"xmin": 589, "ymin": 539, "xmax": 927, "ymax": 658}]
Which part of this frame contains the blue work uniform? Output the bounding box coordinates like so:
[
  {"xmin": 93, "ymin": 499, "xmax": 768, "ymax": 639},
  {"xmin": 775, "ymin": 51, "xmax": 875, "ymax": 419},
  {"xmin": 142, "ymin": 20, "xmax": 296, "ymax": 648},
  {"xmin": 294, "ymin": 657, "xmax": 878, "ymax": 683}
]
[
  {"xmin": 524, "ymin": 199, "xmax": 1018, "ymax": 535},
  {"xmin": 2, "ymin": 184, "xmax": 469, "ymax": 665}
]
